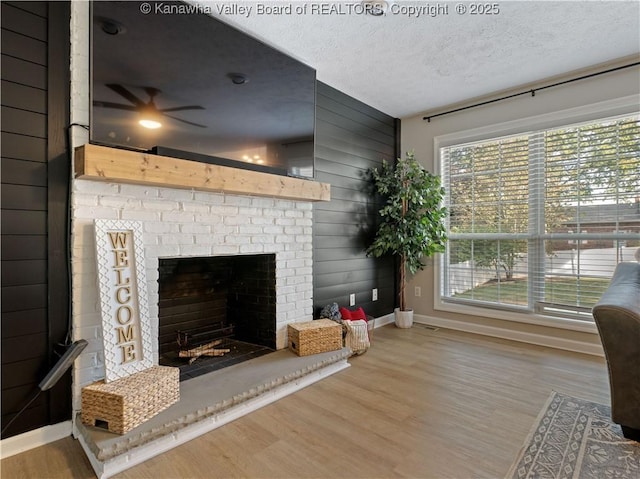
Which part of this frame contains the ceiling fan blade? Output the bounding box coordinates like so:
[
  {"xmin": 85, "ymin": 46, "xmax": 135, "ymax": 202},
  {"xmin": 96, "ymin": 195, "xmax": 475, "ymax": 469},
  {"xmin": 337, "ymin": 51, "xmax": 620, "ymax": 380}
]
[
  {"xmin": 93, "ymin": 101, "xmax": 137, "ymax": 111},
  {"xmin": 105, "ymin": 83, "xmax": 146, "ymax": 107},
  {"xmin": 160, "ymin": 105, "xmax": 205, "ymax": 113},
  {"xmin": 163, "ymin": 114, "xmax": 207, "ymax": 128}
]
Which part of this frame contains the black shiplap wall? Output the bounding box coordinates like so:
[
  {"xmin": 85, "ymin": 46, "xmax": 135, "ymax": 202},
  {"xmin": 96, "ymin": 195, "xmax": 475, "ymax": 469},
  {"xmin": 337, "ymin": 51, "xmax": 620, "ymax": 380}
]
[
  {"xmin": 1, "ymin": 1, "xmax": 70, "ymax": 438},
  {"xmin": 313, "ymin": 82, "xmax": 397, "ymax": 318}
]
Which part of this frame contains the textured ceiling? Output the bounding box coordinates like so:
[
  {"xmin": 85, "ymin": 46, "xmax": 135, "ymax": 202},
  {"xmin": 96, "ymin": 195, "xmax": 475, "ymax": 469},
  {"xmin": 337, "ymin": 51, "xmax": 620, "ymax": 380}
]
[{"xmin": 209, "ymin": 0, "xmax": 640, "ymax": 118}]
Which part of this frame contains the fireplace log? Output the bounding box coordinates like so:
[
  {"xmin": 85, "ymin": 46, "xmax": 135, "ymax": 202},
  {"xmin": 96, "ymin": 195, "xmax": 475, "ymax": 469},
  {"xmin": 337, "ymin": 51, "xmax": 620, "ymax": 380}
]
[
  {"xmin": 177, "ymin": 338, "xmax": 231, "ymax": 364},
  {"xmin": 182, "ymin": 348, "xmax": 232, "ymax": 364},
  {"xmin": 178, "ymin": 348, "xmax": 231, "ymax": 358}
]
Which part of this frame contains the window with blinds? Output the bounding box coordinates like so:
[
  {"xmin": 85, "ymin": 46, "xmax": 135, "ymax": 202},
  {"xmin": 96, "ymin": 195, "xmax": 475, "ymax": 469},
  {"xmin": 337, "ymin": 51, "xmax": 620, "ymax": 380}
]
[{"xmin": 440, "ymin": 114, "xmax": 640, "ymax": 321}]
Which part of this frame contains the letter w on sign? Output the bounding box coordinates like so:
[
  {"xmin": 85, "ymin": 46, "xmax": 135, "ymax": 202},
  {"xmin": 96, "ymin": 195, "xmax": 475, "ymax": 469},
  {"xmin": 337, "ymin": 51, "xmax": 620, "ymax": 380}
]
[{"xmin": 108, "ymin": 231, "xmax": 128, "ymax": 249}]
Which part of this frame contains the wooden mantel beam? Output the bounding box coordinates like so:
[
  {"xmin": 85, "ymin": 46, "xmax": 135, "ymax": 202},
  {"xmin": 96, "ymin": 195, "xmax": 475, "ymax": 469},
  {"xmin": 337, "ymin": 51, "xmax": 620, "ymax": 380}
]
[{"xmin": 74, "ymin": 144, "xmax": 331, "ymax": 202}]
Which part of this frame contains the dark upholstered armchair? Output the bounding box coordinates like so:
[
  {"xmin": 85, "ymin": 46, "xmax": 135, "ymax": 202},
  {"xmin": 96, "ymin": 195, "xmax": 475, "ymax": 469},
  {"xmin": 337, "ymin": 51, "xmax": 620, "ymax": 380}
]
[{"xmin": 592, "ymin": 261, "xmax": 640, "ymax": 441}]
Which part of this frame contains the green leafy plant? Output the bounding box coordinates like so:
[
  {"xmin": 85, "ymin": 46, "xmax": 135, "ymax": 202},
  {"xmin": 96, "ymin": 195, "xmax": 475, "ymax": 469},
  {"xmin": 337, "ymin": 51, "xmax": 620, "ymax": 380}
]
[{"xmin": 367, "ymin": 151, "xmax": 448, "ymax": 311}]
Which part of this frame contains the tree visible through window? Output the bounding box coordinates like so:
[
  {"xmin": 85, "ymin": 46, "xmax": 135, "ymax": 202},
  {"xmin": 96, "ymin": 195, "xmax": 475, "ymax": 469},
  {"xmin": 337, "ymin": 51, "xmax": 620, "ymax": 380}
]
[{"xmin": 440, "ymin": 114, "xmax": 640, "ymax": 320}]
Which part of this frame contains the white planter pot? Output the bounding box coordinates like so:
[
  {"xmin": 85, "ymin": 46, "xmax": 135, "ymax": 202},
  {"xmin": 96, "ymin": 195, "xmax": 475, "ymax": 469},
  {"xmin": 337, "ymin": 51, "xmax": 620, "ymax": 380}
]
[{"xmin": 394, "ymin": 308, "xmax": 413, "ymax": 328}]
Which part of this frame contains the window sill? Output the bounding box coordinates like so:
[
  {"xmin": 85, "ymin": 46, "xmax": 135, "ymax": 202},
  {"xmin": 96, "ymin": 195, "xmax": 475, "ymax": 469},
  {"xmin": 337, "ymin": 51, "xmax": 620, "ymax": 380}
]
[{"xmin": 434, "ymin": 298, "xmax": 599, "ymax": 334}]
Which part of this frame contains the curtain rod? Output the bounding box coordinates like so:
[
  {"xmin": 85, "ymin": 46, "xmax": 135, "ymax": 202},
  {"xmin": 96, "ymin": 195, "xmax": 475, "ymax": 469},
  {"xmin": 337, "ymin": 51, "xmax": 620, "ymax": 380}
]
[{"xmin": 423, "ymin": 61, "xmax": 640, "ymax": 122}]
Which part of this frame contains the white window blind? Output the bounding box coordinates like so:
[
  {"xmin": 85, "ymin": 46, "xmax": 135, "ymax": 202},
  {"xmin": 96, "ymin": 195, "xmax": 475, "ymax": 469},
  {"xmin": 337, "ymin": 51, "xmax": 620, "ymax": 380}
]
[{"xmin": 441, "ymin": 114, "xmax": 640, "ymax": 321}]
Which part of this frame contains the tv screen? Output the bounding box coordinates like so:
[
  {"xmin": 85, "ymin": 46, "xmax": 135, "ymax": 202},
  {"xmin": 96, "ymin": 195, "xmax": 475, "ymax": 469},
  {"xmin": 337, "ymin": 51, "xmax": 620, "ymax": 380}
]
[{"xmin": 91, "ymin": 1, "xmax": 316, "ymax": 178}]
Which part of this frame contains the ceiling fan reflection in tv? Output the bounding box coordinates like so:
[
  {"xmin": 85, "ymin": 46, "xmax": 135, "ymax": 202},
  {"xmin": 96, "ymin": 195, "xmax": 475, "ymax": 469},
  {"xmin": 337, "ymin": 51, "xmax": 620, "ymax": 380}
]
[{"xmin": 93, "ymin": 83, "xmax": 206, "ymax": 129}]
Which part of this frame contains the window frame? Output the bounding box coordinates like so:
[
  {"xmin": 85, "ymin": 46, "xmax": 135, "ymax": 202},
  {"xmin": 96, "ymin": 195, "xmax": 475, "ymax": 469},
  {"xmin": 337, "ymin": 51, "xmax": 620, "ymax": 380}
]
[{"xmin": 433, "ymin": 95, "xmax": 639, "ymax": 333}]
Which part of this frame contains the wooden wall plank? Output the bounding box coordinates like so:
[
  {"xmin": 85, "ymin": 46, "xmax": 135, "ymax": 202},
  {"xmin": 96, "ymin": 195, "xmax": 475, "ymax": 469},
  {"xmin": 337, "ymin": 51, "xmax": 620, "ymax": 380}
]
[
  {"xmin": 44, "ymin": 0, "xmax": 72, "ymax": 428},
  {"xmin": 313, "ymin": 82, "xmax": 397, "ymax": 318},
  {"xmin": 1, "ymin": 384, "xmax": 47, "ymax": 416},
  {"xmin": 0, "ymin": 54, "xmax": 46, "ymax": 89},
  {"xmin": 316, "ymin": 106, "xmax": 395, "ymax": 144},
  {"xmin": 2, "ymin": 2, "xmax": 47, "ymax": 39},
  {"xmin": 1, "ymin": 259, "xmax": 46, "ymax": 286},
  {"xmin": 1, "ymin": 309, "xmax": 47, "ymax": 339},
  {"xmin": 0, "ymin": 29, "xmax": 47, "ymax": 65},
  {"xmin": 317, "ymin": 87, "xmax": 393, "ymax": 125},
  {"xmin": 2, "ymin": 0, "xmax": 47, "ymax": 18},
  {"xmin": 0, "ymin": 0, "xmax": 75, "ymax": 439},
  {"xmin": 1, "ymin": 357, "xmax": 45, "ymax": 390},
  {"xmin": 1, "ymin": 106, "xmax": 46, "ymax": 137},
  {"xmin": 1, "ymin": 80, "xmax": 47, "ymax": 113},
  {"xmin": 1, "ymin": 235, "xmax": 47, "ymax": 260},
  {"xmin": 1, "ymin": 132, "xmax": 47, "ymax": 161},
  {"xmin": 1, "ymin": 210, "xmax": 46, "ymax": 235},
  {"xmin": 1, "ymin": 284, "xmax": 47, "ymax": 313},
  {"xmin": 1, "ymin": 332, "xmax": 48, "ymax": 363},
  {"xmin": 1, "ymin": 184, "xmax": 47, "ymax": 210},
  {"xmin": 1, "ymin": 403, "xmax": 48, "ymax": 438},
  {"xmin": 0, "ymin": 158, "xmax": 47, "ymax": 185}
]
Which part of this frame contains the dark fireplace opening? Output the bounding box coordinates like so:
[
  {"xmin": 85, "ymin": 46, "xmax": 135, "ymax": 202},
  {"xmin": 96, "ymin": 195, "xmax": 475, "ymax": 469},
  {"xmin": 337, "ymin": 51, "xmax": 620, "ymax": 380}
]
[{"xmin": 158, "ymin": 254, "xmax": 276, "ymax": 381}]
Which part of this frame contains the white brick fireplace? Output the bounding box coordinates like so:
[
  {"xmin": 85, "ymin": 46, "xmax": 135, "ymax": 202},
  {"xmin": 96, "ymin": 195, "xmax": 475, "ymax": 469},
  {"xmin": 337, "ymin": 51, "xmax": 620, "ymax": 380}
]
[
  {"xmin": 68, "ymin": 2, "xmax": 329, "ymax": 413},
  {"xmin": 70, "ymin": 177, "xmax": 315, "ymax": 410}
]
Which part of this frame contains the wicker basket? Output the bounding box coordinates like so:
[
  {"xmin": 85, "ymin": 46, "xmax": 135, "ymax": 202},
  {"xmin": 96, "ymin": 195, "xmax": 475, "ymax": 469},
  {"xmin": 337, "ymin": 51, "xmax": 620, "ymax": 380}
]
[
  {"xmin": 288, "ymin": 319, "xmax": 342, "ymax": 356},
  {"xmin": 81, "ymin": 365, "xmax": 179, "ymax": 435}
]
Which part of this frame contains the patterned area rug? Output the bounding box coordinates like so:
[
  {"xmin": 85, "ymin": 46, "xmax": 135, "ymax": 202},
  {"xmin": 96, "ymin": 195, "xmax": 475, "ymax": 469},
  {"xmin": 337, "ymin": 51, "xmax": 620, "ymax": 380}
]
[{"xmin": 507, "ymin": 391, "xmax": 640, "ymax": 479}]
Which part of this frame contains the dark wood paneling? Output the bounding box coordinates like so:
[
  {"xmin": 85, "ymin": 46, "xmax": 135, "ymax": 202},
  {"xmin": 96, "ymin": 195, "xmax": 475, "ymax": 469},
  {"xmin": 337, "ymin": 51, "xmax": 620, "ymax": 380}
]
[
  {"xmin": 1, "ymin": 157, "xmax": 47, "ymax": 185},
  {"xmin": 1, "ymin": 80, "xmax": 47, "ymax": 113},
  {"xmin": 315, "ymin": 122, "xmax": 394, "ymax": 158},
  {"xmin": 1, "ymin": 383, "xmax": 47, "ymax": 416},
  {"xmin": 314, "ymin": 256, "xmax": 391, "ymax": 275},
  {"xmin": 1, "ymin": 357, "xmax": 46, "ymax": 390},
  {"xmin": 1, "ymin": 28, "xmax": 47, "ymax": 65},
  {"xmin": 1, "ymin": 132, "xmax": 47, "ymax": 161},
  {"xmin": 2, "ymin": 3, "xmax": 47, "ymax": 30},
  {"xmin": 1, "ymin": 402, "xmax": 48, "ymax": 438},
  {"xmin": 1, "ymin": 308, "xmax": 47, "ymax": 339},
  {"xmin": 1, "ymin": 209, "xmax": 46, "ymax": 235},
  {"xmin": 0, "ymin": 54, "xmax": 46, "ymax": 89},
  {"xmin": 1, "ymin": 235, "xmax": 47, "ymax": 260},
  {"xmin": 1, "ymin": 0, "xmax": 73, "ymax": 438},
  {"xmin": 1, "ymin": 284, "xmax": 47, "ymax": 313},
  {"xmin": 2, "ymin": 0, "xmax": 48, "ymax": 18},
  {"xmin": 316, "ymin": 106, "xmax": 395, "ymax": 145},
  {"xmin": 1, "ymin": 259, "xmax": 46, "ymax": 286},
  {"xmin": 1, "ymin": 332, "xmax": 48, "ymax": 363},
  {"xmin": 1, "ymin": 184, "xmax": 47, "ymax": 210},
  {"xmin": 1, "ymin": 106, "xmax": 46, "ymax": 137},
  {"xmin": 313, "ymin": 82, "xmax": 397, "ymax": 318},
  {"xmin": 312, "ymin": 207, "xmax": 377, "ymax": 224},
  {"xmin": 44, "ymin": 0, "xmax": 72, "ymax": 428}
]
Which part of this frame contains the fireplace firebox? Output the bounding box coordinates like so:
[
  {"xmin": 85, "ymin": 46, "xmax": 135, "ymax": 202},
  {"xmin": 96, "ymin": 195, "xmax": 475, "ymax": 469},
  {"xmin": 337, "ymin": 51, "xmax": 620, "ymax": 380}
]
[{"xmin": 158, "ymin": 254, "xmax": 276, "ymax": 380}]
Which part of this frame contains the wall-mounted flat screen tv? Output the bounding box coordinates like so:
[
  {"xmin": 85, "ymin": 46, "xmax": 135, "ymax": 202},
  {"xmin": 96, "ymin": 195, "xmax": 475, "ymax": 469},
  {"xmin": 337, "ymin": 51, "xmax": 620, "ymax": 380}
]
[{"xmin": 91, "ymin": 1, "xmax": 316, "ymax": 178}]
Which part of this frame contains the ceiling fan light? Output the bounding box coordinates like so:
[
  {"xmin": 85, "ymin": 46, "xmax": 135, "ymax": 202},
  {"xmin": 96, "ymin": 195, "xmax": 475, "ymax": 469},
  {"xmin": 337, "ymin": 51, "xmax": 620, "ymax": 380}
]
[{"xmin": 139, "ymin": 118, "xmax": 162, "ymax": 129}]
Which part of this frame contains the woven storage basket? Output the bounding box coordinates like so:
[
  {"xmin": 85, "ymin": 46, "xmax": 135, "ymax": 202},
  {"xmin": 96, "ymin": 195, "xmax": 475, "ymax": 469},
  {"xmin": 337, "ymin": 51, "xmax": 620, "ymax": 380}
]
[
  {"xmin": 288, "ymin": 319, "xmax": 342, "ymax": 356},
  {"xmin": 81, "ymin": 365, "xmax": 179, "ymax": 435}
]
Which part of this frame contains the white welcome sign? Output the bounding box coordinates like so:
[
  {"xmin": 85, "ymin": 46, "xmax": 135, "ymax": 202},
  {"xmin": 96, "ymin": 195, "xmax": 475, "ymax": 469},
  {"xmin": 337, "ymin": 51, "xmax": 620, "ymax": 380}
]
[{"xmin": 94, "ymin": 219, "xmax": 153, "ymax": 382}]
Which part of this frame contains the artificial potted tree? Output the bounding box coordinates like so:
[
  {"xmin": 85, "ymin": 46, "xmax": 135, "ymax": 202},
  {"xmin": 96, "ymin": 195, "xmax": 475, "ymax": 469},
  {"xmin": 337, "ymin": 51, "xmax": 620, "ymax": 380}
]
[{"xmin": 367, "ymin": 151, "xmax": 447, "ymax": 328}]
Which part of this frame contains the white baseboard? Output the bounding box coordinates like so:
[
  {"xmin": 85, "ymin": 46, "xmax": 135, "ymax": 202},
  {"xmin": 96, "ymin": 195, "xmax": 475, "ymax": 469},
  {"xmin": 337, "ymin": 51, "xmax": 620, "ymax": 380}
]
[
  {"xmin": 414, "ymin": 314, "xmax": 604, "ymax": 357},
  {"xmin": 0, "ymin": 420, "xmax": 72, "ymax": 459},
  {"xmin": 373, "ymin": 313, "xmax": 395, "ymax": 328}
]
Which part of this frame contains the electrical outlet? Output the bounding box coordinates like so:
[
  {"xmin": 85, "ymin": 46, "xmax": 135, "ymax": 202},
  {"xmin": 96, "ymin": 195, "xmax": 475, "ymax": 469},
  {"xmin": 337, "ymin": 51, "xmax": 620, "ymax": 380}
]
[
  {"xmin": 372, "ymin": 288, "xmax": 378, "ymax": 301},
  {"xmin": 415, "ymin": 286, "xmax": 421, "ymax": 297},
  {"xmin": 349, "ymin": 293, "xmax": 356, "ymax": 306}
]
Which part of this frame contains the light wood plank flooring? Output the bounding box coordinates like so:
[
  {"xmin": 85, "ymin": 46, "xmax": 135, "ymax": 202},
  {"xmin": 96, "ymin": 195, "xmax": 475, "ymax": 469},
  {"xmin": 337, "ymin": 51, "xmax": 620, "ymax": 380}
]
[{"xmin": 0, "ymin": 325, "xmax": 609, "ymax": 478}]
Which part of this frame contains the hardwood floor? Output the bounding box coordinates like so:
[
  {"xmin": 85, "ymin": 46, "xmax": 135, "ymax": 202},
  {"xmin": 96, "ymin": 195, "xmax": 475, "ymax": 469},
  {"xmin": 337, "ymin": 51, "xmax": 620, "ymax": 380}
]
[{"xmin": 0, "ymin": 325, "xmax": 609, "ymax": 478}]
